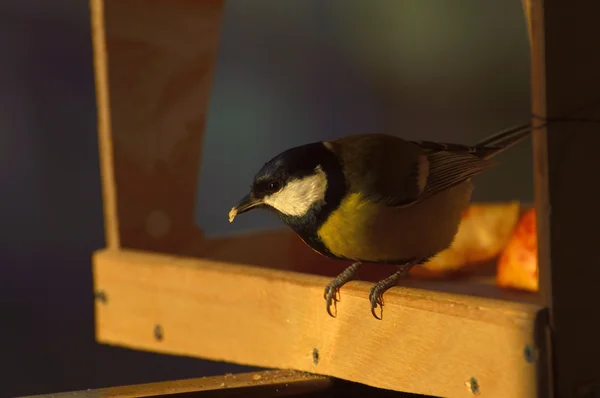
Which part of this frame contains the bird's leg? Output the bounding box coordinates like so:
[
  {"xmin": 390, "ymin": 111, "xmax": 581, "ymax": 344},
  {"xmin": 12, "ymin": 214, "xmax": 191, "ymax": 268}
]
[
  {"xmin": 369, "ymin": 258, "xmax": 423, "ymax": 320},
  {"xmin": 324, "ymin": 261, "xmax": 362, "ymax": 317}
]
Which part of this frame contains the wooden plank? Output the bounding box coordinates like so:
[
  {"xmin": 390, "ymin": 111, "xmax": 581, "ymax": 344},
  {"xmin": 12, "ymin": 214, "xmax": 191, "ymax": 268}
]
[
  {"xmin": 182, "ymin": 203, "xmax": 540, "ymax": 299},
  {"xmin": 525, "ymin": 1, "xmax": 554, "ymax": 396},
  {"xmin": 529, "ymin": 0, "xmax": 600, "ymax": 396},
  {"xmin": 91, "ymin": 0, "xmax": 224, "ymax": 253},
  {"xmin": 90, "ymin": 0, "xmax": 120, "ymax": 248},
  {"xmin": 93, "ymin": 249, "xmax": 543, "ymax": 398},
  {"xmin": 21, "ymin": 370, "xmax": 330, "ymax": 398},
  {"xmin": 186, "ymin": 227, "xmax": 542, "ymax": 305}
]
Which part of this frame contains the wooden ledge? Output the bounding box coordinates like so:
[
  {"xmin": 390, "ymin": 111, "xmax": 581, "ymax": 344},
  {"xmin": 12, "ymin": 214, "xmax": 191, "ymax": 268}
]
[
  {"xmin": 23, "ymin": 369, "xmax": 330, "ymax": 398},
  {"xmin": 93, "ymin": 249, "xmax": 544, "ymax": 397}
]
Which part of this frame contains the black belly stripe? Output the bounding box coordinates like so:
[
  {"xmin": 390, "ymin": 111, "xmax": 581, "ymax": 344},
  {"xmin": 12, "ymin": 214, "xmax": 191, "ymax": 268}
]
[{"xmin": 274, "ymin": 143, "xmax": 440, "ymax": 266}]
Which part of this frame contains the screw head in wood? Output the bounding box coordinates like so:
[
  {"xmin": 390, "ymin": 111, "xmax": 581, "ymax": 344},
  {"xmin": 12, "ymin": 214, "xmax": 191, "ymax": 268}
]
[
  {"xmin": 94, "ymin": 290, "xmax": 107, "ymax": 304},
  {"xmin": 312, "ymin": 348, "xmax": 319, "ymax": 365},
  {"xmin": 154, "ymin": 324, "xmax": 164, "ymax": 341},
  {"xmin": 524, "ymin": 344, "xmax": 535, "ymax": 363},
  {"xmin": 466, "ymin": 377, "xmax": 480, "ymax": 395}
]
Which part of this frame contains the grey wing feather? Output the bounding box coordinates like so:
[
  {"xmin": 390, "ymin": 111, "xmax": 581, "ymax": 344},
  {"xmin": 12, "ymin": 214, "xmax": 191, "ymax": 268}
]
[
  {"xmin": 421, "ymin": 150, "xmax": 496, "ymax": 198},
  {"xmin": 381, "ymin": 126, "xmax": 528, "ymax": 204},
  {"xmin": 332, "ymin": 133, "xmax": 506, "ymax": 209}
]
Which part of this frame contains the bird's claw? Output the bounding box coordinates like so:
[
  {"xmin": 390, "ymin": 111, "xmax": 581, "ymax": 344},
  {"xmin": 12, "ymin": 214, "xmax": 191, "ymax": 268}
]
[
  {"xmin": 369, "ymin": 285, "xmax": 385, "ymax": 320},
  {"xmin": 324, "ymin": 283, "xmax": 341, "ymax": 317}
]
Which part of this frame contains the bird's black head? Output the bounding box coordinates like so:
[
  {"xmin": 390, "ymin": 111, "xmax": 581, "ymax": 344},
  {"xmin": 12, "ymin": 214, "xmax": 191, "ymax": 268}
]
[{"xmin": 228, "ymin": 141, "xmax": 345, "ymax": 224}]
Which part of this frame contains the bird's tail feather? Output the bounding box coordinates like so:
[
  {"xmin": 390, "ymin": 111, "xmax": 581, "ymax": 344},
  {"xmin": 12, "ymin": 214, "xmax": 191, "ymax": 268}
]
[{"xmin": 475, "ymin": 123, "xmax": 533, "ymax": 159}]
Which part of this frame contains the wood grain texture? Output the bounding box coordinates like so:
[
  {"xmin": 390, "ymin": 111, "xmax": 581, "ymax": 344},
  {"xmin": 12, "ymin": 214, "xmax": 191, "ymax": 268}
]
[
  {"xmin": 93, "ymin": 0, "xmax": 224, "ymax": 253},
  {"xmin": 93, "ymin": 249, "xmax": 542, "ymax": 398},
  {"xmin": 22, "ymin": 369, "xmax": 330, "ymax": 398},
  {"xmin": 529, "ymin": 0, "xmax": 600, "ymax": 396}
]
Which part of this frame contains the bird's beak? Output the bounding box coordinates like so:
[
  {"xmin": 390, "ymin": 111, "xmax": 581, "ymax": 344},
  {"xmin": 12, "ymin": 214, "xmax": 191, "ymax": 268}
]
[{"xmin": 228, "ymin": 193, "xmax": 263, "ymax": 223}]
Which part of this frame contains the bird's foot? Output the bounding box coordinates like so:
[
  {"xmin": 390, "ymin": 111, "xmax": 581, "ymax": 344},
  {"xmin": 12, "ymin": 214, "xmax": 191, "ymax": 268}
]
[
  {"xmin": 324, "ymin": 262, "xmax": 361, "ymax": 317},
  {"xmin": 369, "ymin": 259, "xmax": 421, "ymax": 320},
  {"xmin": 323, "ymin": 283, "xmax": 341, "ymax": 317},
  {"xmin": 369, "ymin": 279, "xmax": 395, "ymax": 320}
]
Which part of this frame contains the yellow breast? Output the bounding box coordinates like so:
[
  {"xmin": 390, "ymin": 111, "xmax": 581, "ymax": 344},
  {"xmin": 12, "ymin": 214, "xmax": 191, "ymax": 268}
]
[{"xmin": 317, "ymin": 181, "xmax": 473, "ymax": 263}]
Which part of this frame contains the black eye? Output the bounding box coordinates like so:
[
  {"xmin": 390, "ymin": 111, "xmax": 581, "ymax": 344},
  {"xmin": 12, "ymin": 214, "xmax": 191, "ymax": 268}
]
[{"xmin": 268, "ymin": 181, "xmax": 280, "ymax": 191}]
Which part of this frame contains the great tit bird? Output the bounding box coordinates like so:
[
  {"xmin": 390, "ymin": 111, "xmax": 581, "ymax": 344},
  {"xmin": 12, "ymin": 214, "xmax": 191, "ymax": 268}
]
[{"xmin": 228, "ymin": 125, "xmax": 532, "ymax": 319}]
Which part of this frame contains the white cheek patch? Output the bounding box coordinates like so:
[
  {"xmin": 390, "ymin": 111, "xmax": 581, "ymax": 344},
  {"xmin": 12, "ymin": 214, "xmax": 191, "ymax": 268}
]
[{"xmin": 263, "ymin": 166, "xmax": 327, "ymax": 216}]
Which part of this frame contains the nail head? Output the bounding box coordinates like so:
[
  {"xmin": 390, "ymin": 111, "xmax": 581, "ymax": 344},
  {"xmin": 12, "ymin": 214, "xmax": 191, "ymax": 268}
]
[
  {"xmin": 154, "ymin": 324, "xmax": 164, "ymax": 341},
  {"xmin": 524, "ymin": 344, "xmax": 535, "ymax": 363},
  {"xmin": 94, "ymin": 291, "xmax": 107, "ymax": 304},
  {"xmin": 467, "ymin": 377, "xmax": 480, "ymax": 395}
]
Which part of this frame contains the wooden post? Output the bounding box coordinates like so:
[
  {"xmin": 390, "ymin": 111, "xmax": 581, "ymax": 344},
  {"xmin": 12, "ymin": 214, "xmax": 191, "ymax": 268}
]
[
  {"xmin": 91, "ymin": 0, "xmax": 120, "ymax": 249},
  {"xmin": 530, "ymin": 0, "xmax": 600, "ymax": 396},
  {"xmin": 92, "ymin": 0, "xmax": 224, "ymax": 253}
]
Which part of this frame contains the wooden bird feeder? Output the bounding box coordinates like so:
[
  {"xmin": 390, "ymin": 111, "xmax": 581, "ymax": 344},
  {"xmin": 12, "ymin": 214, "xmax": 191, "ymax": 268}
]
[{"xmin": 89, "ymin": 0, "xmax": 600, "ymax": 396}]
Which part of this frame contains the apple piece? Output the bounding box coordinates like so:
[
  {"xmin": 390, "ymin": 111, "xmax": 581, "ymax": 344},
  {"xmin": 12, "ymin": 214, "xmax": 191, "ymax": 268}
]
[
  {"xmin": 496, "ymin": 207, "xmax": 538, "ymax": 292},
  {"xmin": 412, "ymin": 201, "xmax": 521, "ymax": 278}
]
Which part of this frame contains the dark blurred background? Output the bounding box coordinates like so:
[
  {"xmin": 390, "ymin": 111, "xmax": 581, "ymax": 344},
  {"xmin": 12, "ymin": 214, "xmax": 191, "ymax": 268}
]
[
  {"xmin": 0, "ymin": 1, "xmax": 254, "ymax": 397},
  {"xmin": 1, "ymin": 0, "xmax": 530, "ymax": 396},
  {"xmin": 196, "ymin": 0, "xmax": 531, "ymax": 237}
]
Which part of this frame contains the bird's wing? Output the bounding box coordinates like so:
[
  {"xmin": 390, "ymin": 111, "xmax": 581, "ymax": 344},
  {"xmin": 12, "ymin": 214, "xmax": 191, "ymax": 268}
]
[
  {"xmin": 328, "ymin": 134, "xmax": 428, "ymax": 206},
  {"xmin": 411, "ymin": 140, "xmax": 497, "ymax": 200},
  {"xmin": 329, "ymin": 134, "xmax": 498, "ymax": 208},
  {"xmin": 409, "ymin": 125, "xmax": 532, "ymax": 198}
]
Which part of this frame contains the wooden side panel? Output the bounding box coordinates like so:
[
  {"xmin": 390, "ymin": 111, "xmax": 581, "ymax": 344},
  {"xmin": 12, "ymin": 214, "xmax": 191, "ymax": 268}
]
[
  {"xmin": 91, "ymin": 0, "xmax": 120, "ymax": 248},
  {"xmin": 530, "ymin": 0, "xmax": 600, "ymax": 396},
  {"xmin": 93, "ymin": 0, "xmax": 224, "ymax": 252},
  {"xmin": 93, "ymin": 249, "xmax": 542, "ymax": 398}
]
